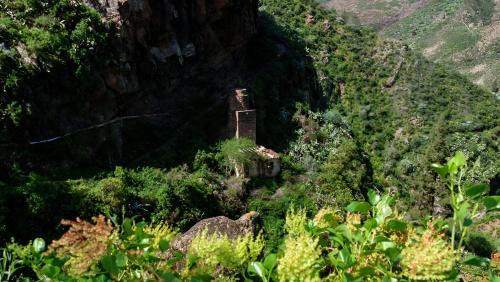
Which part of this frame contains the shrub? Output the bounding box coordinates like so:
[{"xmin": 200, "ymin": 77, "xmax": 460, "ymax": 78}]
[
  {"xmin": 401, "ymin": 228, "xmax": 456, "ymax": 280},
  {"xmin": 2, "ymin": 152, "xmax": 499, "ymax": 281},
  {"xmin": 0, "ymin": 0, "xmax": 109, "ymax": 127},
  {"xmin": 277, "ymin": 234, "xmax": 321, "ymax": 282},
  {"xmin": 218, "ymin": 138, "xmax": 258, "ymax": 176},
  {"xmin": 188, "ymin": 229, "xmax": 264, "ymax": 275}
]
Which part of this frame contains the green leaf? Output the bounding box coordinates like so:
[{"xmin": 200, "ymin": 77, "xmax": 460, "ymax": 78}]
[
  {"xmin": 386, "ymin": 220, "xmax": 407, "ymax": 232},
  {"xmin": 363, "ymin": 218, "xmax": 378, "ymax": 231},
  {"xmin": 187, "ymin": 254, "xmax": 199, "ymax": 270},
  {"xmin": 41, "ymin": 264, "xmax": 60, "ymax": 278},
  {"xmin": 122, "ymin": 218, "xmax": 133, "ymax": 236},
  {"xmin": 115, "ymin": 252, "xmax": 128, "ymax": 268},
  {"xmin": 332, "ymin": 224, "xmax": 353, "ymax": 242},
  {"xmin": 490, "ymin": 272, "xmax": 500, "ymax": 282},
  {"xmin": 463, "ymin": 218, "xmax": 473, "ymax": 227},
  {"xmin": 367, "ymin": 190, "xmax": 381, "ymax": 205},
  {"xmin": 337, "ymin": 249, "xmax": 355, "ymax": 269},
  {"xmin": 43, "ymin": 257, "xmax": 65, "ymax": 268},
  {"xmin": 374, "ymin": 235, "xmax": 390, "ymax": 242},
  {"xmin": 263, "ymin": 253, "xmax": 277, "ymax": 270},
  {"xmin": 449, "ymin": 151, "xmax": 466, "ymax": 168},
  {"xmin": 101, "ymin": 255, "xmax": 119, "ymax": 276},
  {"xmin": 159, "ymin": 239, "xmax": 170, "ymax": 252},
  {"xmin": 462, "ymin": 256, "xmax": 490, "ymax": 267},
  {"xmin": 375, "ymin": 205, "xmax": 393, "ymax": 224},
  {"xmin": 465, "ymin": 184, "xmax": 489, "ymax": 199},
  {"xmin": 433, "ymin": 219, "xmax": 449, "ymax": 231},
  {"xmin": 382, "ymin": 275, "xmax": 397, "ymax": 282},
  {"xmin": 167, "ymin": 251, "xmax": 184, "ymax": 266},
  {"xmin": 158, "ymin": 272, "xmax": 182, "ymax": 282},
  {"xmin": 33, "ymin": 238, "xmax": 46, "ymax": 253},
  {"xmin": 385, "ymin": 247, "xmax": 401, "ymax": 264},
  {"xmin": 358, "ymin": 267, "xmax": 375, "ymax": 277},
  {"xmin": 92, "ymin": 275, "xmax": 113, "ymax": 282},
  {"xmin": 483, "ymin": 196, "xmax": 500, "ymax": 211},
  {"xmin": 456, "ymin": 202, "xmax": 470, "ymax": 225},
  {"xmin": 345, "ymin": 201, "xmax": 371, "ymax": 214},
  {"xmin": 447, "ymin": 151, "xmax": 466, "ymax": 175},
  {"xmin": 377, "ymin": 241, "xmax": 396, "ymax": 251},
  {"xmin": 431, "ymin": 164, "xmax": 448, "ymax": 178},
  {"xmin": 248, "ymin": 262, "xmax": 267, "ymax": 279},
  {"xmin": 342, "ymin": 272, "xmax": 357, "ymax": 282}
]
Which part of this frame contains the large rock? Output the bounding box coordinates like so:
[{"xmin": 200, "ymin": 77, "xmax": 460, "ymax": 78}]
[{"xmin": 170, "ymin": 211, "xmax": 260, "ymax": 253}]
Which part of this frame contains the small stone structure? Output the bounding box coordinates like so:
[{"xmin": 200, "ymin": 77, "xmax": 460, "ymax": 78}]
[
  {"xmin": 229, "ymin": 88, "xmax": 253, "ymax": 139},
  {"xmin": 236, "ymin": 110, "xmax": 256, "ymax": 140},
  {"xmin": 241, "ymin": 146, "xmax": 281, "ymax": 178},
  {"xmin": 228, "ymin": 89, "xmax": 281, "ymax": 178}
]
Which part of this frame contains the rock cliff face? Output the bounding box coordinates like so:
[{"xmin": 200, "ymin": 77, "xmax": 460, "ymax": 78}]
[
  {"xmin": 25, "ymin": 0, "xmax": 259, "ymax": 168},
  {"xmin": 86, "ymin": 0, "xmax": 258, "ymax": 94}
]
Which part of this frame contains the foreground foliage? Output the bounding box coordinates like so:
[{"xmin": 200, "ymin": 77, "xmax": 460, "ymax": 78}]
[{"xmin": 1, "ymin": 153, "xmax": 498, "ymax": 281}]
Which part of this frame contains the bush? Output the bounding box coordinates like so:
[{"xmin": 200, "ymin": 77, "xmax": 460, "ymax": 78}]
[
  {"xmin": 0, "ymin": 0, "xmax": 109, "ymax": 132},
  {"xmin": 2, "ymin": 153, "xmax": 499, "ymax": 281},
  {"xmin": 218, "ymin": 138, "xmax": 258, "ymax": 176}
]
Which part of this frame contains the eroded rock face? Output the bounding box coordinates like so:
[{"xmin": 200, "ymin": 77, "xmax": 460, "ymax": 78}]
[
  {"xmin": 24, "ymin": 0, "xmax": 258, "ymax": 167},
  {"xmin": 84, "ymin": 0, "xmax": 258, "ymax": 94},
  {"xmin": 170, "ymin": 211, "xmax": 260, "ymax": 253}
]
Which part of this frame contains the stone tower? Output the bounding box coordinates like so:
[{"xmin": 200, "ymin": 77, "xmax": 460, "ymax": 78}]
[{"xmin": 228, "ymin": 89, "xmax": 256, "ymax": 141}]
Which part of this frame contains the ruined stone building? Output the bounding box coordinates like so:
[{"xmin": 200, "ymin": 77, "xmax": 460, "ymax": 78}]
[{"xmin": 228, "ymin": 89, "xmax": 281, "ymax": 178}]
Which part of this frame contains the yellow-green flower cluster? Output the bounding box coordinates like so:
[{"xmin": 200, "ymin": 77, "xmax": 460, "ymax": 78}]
[
  {"xmin": 401, "ymin": 229, "xmax": 456, "ymax": 281},
  {"xmin": 313, "ymin": 208, "xmax": 341, "ymax": 229},
  {"xmin": 188, "ymin": 229, "xmax": 264, "ymax": 273},
  {"xmin": 285, "ymin": 206, "xmax": 308, "ymax": 236},
  {"xmin": 277, "ymin": 234, "xmax": 321, "ymax": 282},
  {"xmin": 143, "ymin": 222, "xmax": 178, "ymax": 249}
]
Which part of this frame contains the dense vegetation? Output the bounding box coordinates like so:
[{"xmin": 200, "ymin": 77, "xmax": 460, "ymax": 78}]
[
  {"xmin": 0, "ymin": 0, "xmax": 109, "ymax": 129},
  {"xmin": 0, "ymin": 0, "xmax": 499, "ymax": 281},
  {"xmin": 1, "ymin": 153, "xmax": 499, "ymax": 281},
  {"xmin": 260, "ymin": 0, "xmax": 499, "ymax": 216}
]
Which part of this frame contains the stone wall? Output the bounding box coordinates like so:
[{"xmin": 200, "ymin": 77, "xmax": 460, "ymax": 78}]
[
  {"xmin": 236, "ymin": 110, "xmax": 256, "ymax": 141},
  {"xmin": 228, "ymin": 88, "xmax": 252, "ymax": 138}
]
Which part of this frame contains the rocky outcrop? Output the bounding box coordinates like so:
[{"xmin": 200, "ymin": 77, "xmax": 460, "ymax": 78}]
[
  {"xmin": 85, "ymin": 0, "xmax": 259, "ymax": 94},
  {"xmin": 23, "ymin": 0, "xmax": 259, "ymax": 168},
  {"xmin": 8, "ymin": 0, "xmax": 318, "ymax": 170},
  {"xmin": 170, "ymin": 211, "xmax": 260, "ymax": 253}
]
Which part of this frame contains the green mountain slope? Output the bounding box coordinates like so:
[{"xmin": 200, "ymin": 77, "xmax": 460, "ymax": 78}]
[
  {"xmin": 383, "ymin": 0, "xmax": 500, "ymax": 92},
  {"xmin": 0, "ymin": 0, "xmax": 499, "ymax": 280},
  {"xmin": 320, "ymin": 0, "xmax": 500, "ymax": 92},
  {"xmin": 261, "ymin": 0, "xmax": 499, "ymax": 215}
]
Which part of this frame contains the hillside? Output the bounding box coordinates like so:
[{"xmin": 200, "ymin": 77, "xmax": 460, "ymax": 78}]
[
  {"xmin": 320, "ymin": 0, "xmax": 500, "ymax": 92},
  {"xmin": 317, "ymin": 0, "xmax": 429, "ymax": 29},
  {"xmin": 0, "ymin": 0, "xmax": 499, "ymax": 281}
]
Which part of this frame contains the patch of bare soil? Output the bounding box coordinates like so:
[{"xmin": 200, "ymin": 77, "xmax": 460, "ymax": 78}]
[
  {"xmin": 423, "ymin": 41, "xmax": 444, "ymax": 57},
  {"xmin": 470, "ymin": 63, "xmax": 487, "ymax": 74}
]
